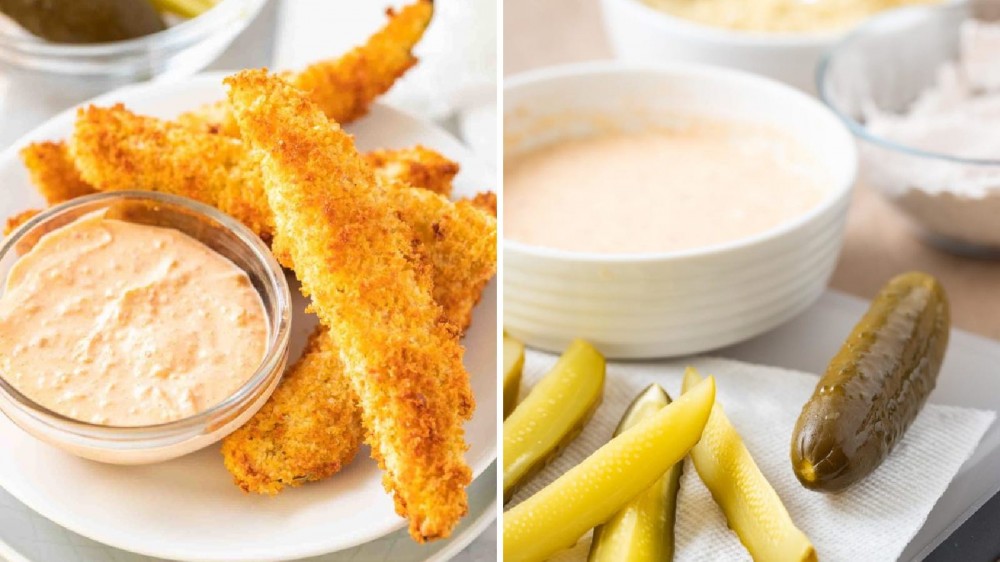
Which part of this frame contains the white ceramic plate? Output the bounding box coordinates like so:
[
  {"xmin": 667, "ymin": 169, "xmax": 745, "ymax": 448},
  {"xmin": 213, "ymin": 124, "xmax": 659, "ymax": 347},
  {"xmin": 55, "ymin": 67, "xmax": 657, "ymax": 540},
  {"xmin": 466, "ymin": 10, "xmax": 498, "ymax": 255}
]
[
  {"xmin": 0, "ymin": 464, "xmax": 496, "ymax": 562},
  {"xmin": 0, "ymin": 74, "xmax": 497, "ymax": 561}
]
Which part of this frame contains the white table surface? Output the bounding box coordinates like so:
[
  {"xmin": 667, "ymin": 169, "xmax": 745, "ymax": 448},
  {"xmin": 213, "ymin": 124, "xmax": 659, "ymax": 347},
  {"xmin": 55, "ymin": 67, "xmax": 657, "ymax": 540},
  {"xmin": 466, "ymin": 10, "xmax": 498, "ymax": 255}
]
[{"xmin": 0, "ymin": 1, "xmax": 496, "ymax": 560}]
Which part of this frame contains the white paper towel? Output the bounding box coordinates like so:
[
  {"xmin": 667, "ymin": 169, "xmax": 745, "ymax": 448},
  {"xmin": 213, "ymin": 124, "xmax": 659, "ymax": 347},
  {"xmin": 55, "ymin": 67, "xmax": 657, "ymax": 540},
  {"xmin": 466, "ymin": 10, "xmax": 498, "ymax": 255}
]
[{"xmin": 508, "ymin": 352, "xmax": 996, "ymax": 562}]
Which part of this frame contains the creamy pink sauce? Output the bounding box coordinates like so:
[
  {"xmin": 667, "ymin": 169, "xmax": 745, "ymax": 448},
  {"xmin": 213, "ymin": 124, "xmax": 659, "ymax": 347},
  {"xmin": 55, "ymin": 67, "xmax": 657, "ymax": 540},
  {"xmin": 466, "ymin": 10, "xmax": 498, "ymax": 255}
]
[
  {"xmin": 0, "ymin": 212, "xmax": 267, "ymax": 426},
  {"xmin": 504, "ymin": 119, "xmax": 828, "ymax": 254}
]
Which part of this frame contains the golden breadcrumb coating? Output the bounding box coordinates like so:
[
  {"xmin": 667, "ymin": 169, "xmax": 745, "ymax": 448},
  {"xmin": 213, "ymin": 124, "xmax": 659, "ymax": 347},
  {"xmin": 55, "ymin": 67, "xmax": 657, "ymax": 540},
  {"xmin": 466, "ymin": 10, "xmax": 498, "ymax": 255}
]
[
  {"xmin": 175, "ymin": 99, "xmax": 233, "ymax": 134},
  {"xmin": 366, "ymin": 145, "xmax": 459, "ymax": 198},
  {"xmin": 387, "ymin": 187, "xmax": 497, "ymax": 330},
  {"xmin": 3, "ymin": 209, "xmax": 40, "ymax": 236},
  {"xmin": 221, "ymin": 326, "xmax": 363, "ymax": 494},
  {"xmin": 468, "ymin": 191, "xmax": 497, "ymax": 217},
  {"xmin": 68, "ymin": 103, "xmax": 496, "ymax": 330},
  {"xmin": 227, "ymin": 69, "xmax": 471, "ymax": 542},
  {"xmin": 178, "ymin": 0, "xmax": 433, "ymax": 136},
  {"xmin": 69, "ymin": 104, "xmax": 276, "ymax": 241},
  {"xmin": 20, "ymin": 141, "xmax": 95, "ymax": 205}
]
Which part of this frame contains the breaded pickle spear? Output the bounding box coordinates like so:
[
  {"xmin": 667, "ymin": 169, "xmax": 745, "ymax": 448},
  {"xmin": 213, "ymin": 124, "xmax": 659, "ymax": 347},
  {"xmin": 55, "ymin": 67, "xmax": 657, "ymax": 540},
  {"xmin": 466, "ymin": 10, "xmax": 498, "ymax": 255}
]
[
  {"xmin": 503, "ymin": 334, "xmax": 524, "ymax": 419},
  {"xmin": 504, "ymin": 376, "xmax": 716, "ymax": 562},
  {"xmin": 503, "ymin": 339, "xmax": 605, "ymax": 503},
  {"xmin": 588, "ymin": 384, "xmax": 682, "ymax": 562},
  {"xmin": 792, "ymin": 271, "xmax": 949, "ymax": 492},
  {"xmin": 682, "ymin": 368, "xmax": 815, "ymax": 562}
]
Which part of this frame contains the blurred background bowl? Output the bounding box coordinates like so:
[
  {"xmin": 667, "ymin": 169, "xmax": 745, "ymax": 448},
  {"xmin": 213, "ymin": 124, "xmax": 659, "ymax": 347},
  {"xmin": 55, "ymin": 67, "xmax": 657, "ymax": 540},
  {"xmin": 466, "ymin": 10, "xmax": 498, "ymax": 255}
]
[
  {"xmin": 819, "ymin": 2, "xmax": 1000, "ymax": 255},
  {"xmin": 599, "ymin": 0, "xmax": 967, "ymax": 94},
  {"xmin": 0, "ymin": 0, "xmax": 266, "ymax": 144},
  {"xmin": 504, "ymin": 63, "xmax": 857, "ymax": 358},
  {"xmin": 599, "ymin": 0, "xmax": 837, "ymax": 93}
]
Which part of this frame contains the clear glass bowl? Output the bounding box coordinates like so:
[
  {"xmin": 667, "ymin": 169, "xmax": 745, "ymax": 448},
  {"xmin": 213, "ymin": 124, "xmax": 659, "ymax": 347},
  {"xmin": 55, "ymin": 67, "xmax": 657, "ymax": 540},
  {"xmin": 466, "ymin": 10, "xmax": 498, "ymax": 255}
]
[
  {"xmin": 0, "ymin": 191, "xmax": 291, "ymax": 464},
  {"xmin": 818, "ymin": 3, "xmax": 1000, "ymax": 255},
  {"xmin": 0, "ymin": 0, "xmax": 266, "ymax": 77},
  {"xmin": 0, "ymin": 0, "xmax": 267, "ymax": 144}
]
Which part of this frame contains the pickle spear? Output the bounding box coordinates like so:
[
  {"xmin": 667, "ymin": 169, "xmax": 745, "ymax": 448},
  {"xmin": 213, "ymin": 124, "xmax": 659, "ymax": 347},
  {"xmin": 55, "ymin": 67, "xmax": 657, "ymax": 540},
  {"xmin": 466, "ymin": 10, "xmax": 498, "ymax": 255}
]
[
  {"xmin": 504, "ymin": 376, "xmax": 716, "ymax": 562},
  {"xmin": 503, "ymin": 334, "xmax": 525, "ymax": 419},
  {"xmin": 682, "ymin": 367, "xmax": 815, "ymax": 562},
  {"xmin": 588, "ymin": 384, "xmax": 682, "ymax": 562},
  {"xmin": 792, "ymin": 271, "xmax": 949, "ymax": 492},
  {"xmin": 0, "ymin": 0, "xmax": 166, "ymax": 43},
  {"xmin": 503, "ymin": 339, "xmax": 604, "ymax": 502}
]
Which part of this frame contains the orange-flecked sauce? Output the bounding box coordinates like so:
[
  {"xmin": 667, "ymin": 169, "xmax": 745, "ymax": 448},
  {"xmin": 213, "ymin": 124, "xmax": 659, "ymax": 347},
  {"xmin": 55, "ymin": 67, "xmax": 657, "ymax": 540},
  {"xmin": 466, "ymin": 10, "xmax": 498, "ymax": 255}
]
[{"xmin": 0, "ymin": 212, "xmax": 267, "ymax": 426}]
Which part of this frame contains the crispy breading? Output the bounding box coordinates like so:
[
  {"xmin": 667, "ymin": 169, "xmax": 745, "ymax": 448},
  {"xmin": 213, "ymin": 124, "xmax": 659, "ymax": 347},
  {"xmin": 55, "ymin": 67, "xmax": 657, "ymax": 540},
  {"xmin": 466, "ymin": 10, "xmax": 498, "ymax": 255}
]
[
  {"xmin": 3, "ymin": 209, "xmax": 40, "ymax": 236},
  {"xmin": 365, "ymin": 145, "xmax": 459, "ymax": 198},
  {"xmin": 468, "ymin": 191, "xmax": 497, "ymax": 217},
  {"xmin": 69, "ymin": 104, "xmax": 276, "ymax": 241},
  {"xmin": 388, "ymin": 188, "xmax": 497, "ymax": 330},
  {"xmin": 227, "ymin": 69, "xmax": 471, "ymax": 542},
  {"xmin": 178, "ymin": 0, "xmax": 433, "ymax": 136},
  {"xmin": 69, "ymin": 103, "xmax": 497, "ymax": 330},
  {"xmin": 175, "ymin": 99, "xmax": 233, "ymax": 134},
  {"xmin": 20, "ymin": 141, "xmax": 95, "ymax": 205},
  {"xmin": 221, "ymin": 326, "xmax": 364, "ymax": 495}
]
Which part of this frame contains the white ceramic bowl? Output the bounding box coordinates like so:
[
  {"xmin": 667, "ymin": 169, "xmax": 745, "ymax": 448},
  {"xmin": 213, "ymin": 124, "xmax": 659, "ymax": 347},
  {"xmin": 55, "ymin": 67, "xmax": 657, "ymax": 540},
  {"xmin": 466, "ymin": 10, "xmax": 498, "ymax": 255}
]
[
  {"xmin": 599, "ymin": 0, "xmax": 965, "ymax": 94},
  {"xmin": 503, "ymin": 63, "xmax": 858, "ymax": 358},
  {"xmin": 599, "ymin": 0, "xmax": 838, "ymax": 93}
]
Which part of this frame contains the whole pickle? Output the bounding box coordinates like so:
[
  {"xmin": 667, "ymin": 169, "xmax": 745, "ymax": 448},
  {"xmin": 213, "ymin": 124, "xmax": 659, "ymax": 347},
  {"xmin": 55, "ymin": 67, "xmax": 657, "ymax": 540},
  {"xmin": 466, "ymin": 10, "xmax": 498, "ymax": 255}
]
[
  {"xmin": 0, "ymin": 0, "xmax": 166, "ymax": 43},
  {"xmin": 792, "ymin": 271, "xmax": 949, "ymax": 492}
]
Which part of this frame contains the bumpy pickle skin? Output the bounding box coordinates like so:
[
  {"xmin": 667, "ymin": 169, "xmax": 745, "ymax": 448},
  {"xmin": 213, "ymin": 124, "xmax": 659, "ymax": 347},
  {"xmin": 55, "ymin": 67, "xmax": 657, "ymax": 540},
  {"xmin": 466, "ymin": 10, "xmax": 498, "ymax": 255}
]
[
  {"xmin": 503, "ymin": 376, "xmax": 716, "ymax": 562},
  {"xmin": 503, "ymin": 339, "xmax": 605, "ymax": 503},
  {"xmin": 682, "ymin": 368, "xmax": 816, "ymax": 562},
  {"xmin": 588, "ymin": 384, "xmax": 682, "ymax": 562},
  {"xmin": 792, "ymin": 271, "xmax": 949, "ymax": 492},
  {"xmin": 503, "ymin": 334, "xmax": 525, "ymax": 419}
]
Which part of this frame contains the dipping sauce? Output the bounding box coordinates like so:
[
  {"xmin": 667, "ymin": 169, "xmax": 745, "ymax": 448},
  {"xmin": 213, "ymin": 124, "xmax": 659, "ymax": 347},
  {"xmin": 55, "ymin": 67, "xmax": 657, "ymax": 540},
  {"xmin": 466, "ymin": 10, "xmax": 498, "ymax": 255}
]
[
  {"xmin": 505, "ymin": 118, "xmax": 827, "ymax": 254},
  {"xmin": 641, "ymin": 0, "xmax": 941, "ymax": 33},
  {"xmin": 0, "ymin": 212, "xmax": 267, "ymax": 426}
]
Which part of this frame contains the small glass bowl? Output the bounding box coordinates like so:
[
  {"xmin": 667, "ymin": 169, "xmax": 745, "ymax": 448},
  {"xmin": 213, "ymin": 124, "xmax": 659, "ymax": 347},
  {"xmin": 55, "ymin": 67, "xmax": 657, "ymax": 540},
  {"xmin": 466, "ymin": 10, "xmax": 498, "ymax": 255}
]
[
  {"xmin": 0, "ymin": 192, "xmax": 291, "ymax": 464},
  {"xmin": 0, "ymin": 0, "xmax": 267, "ymax": 77},
  {"xmin": 0, "ymin": 0, "xmax": 267, "ymax": 140},
  {"xmin": 818, "ymin": 3, "xmax": 1000, "ymax": 255}
]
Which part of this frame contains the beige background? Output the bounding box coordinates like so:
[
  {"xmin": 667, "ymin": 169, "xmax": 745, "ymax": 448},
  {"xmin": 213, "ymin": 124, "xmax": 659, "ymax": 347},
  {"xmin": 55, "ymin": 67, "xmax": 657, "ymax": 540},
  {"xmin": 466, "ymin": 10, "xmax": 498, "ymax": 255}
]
[{"xmin": 504, "ymin": 0, "xmax": 1000, "ymax": 341}]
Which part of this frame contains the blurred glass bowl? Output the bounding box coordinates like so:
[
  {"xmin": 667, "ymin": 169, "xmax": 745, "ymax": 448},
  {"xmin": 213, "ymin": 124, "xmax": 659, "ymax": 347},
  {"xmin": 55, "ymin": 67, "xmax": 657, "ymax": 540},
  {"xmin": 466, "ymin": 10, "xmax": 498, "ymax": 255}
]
[
  {"xmin": 0, "ymin": 0, "xmax": 266, "ymax": 78},
  {"xmin": 0, "ymin": 0, "xmax": 266, "ymax": 145},
  {"xmin": 818, "ymin": 3, "xmax": 1000, "ymax": 255}
]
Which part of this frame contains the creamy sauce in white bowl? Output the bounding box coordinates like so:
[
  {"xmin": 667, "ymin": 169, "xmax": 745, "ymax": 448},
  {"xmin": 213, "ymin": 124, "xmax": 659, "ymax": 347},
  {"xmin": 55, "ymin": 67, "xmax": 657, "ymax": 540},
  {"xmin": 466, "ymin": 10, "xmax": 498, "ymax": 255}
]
[{"xmin": 505, "ymin": 117, "xmax": 827, "ymax": 254}]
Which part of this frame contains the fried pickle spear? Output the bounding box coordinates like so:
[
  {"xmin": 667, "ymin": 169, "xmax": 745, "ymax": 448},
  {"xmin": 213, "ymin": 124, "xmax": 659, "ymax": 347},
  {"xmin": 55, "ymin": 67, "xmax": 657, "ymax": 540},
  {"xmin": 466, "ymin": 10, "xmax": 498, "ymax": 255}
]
[
  {"xmin": 221, "ymin": 326, "xmax": 364, "ymax": 494},
  {"xmin": 366, "ymin": 145, "xmax": 458, "ymax": 198},
  {"xmin": 226, "ymin": 69, "xmax": 471, "ymax": 541},
  {"xmin": 18, "ymin": 136, "xmax": 460, "ymax": 242},
  {"xmin": 69, "ymin": 103, "xmax": 495, "ymax": 330},
  {"xmin": 3, "ymin": 209, "xmax": 40, "ymax": 235},
  {"xmin": 20, "ymin": 141, "xmax": 95, "ymax": 205},
  {"xmin": 69, "ymin": 104, "xmax": 275, "ymax": 239},
  {"xmin": 178, "ymin": 0, "xmax": 433, "ymax": 136}
]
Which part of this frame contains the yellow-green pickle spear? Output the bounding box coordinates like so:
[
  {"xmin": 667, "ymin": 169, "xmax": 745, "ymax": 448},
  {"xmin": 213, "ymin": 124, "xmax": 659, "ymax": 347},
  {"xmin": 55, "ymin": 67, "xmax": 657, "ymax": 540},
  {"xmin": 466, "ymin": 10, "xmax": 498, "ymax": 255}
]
[
  {"xmin": 504, "ymin": 376, "xmax": 716, "ymax": 562},
  {"xmin": 588, "ymin": 384, "xmax": 682, "ymax": 562},
  {"xmin": 503, "ymin": 339, "xmax": 605, "ymax": 502},
  {"xmin": 682, "ymin": 368, "xmax": 816, "ymax": 562},
  {"xmin": 503, "ymin": 334, "xmax": 525, "ymax": 419}
]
